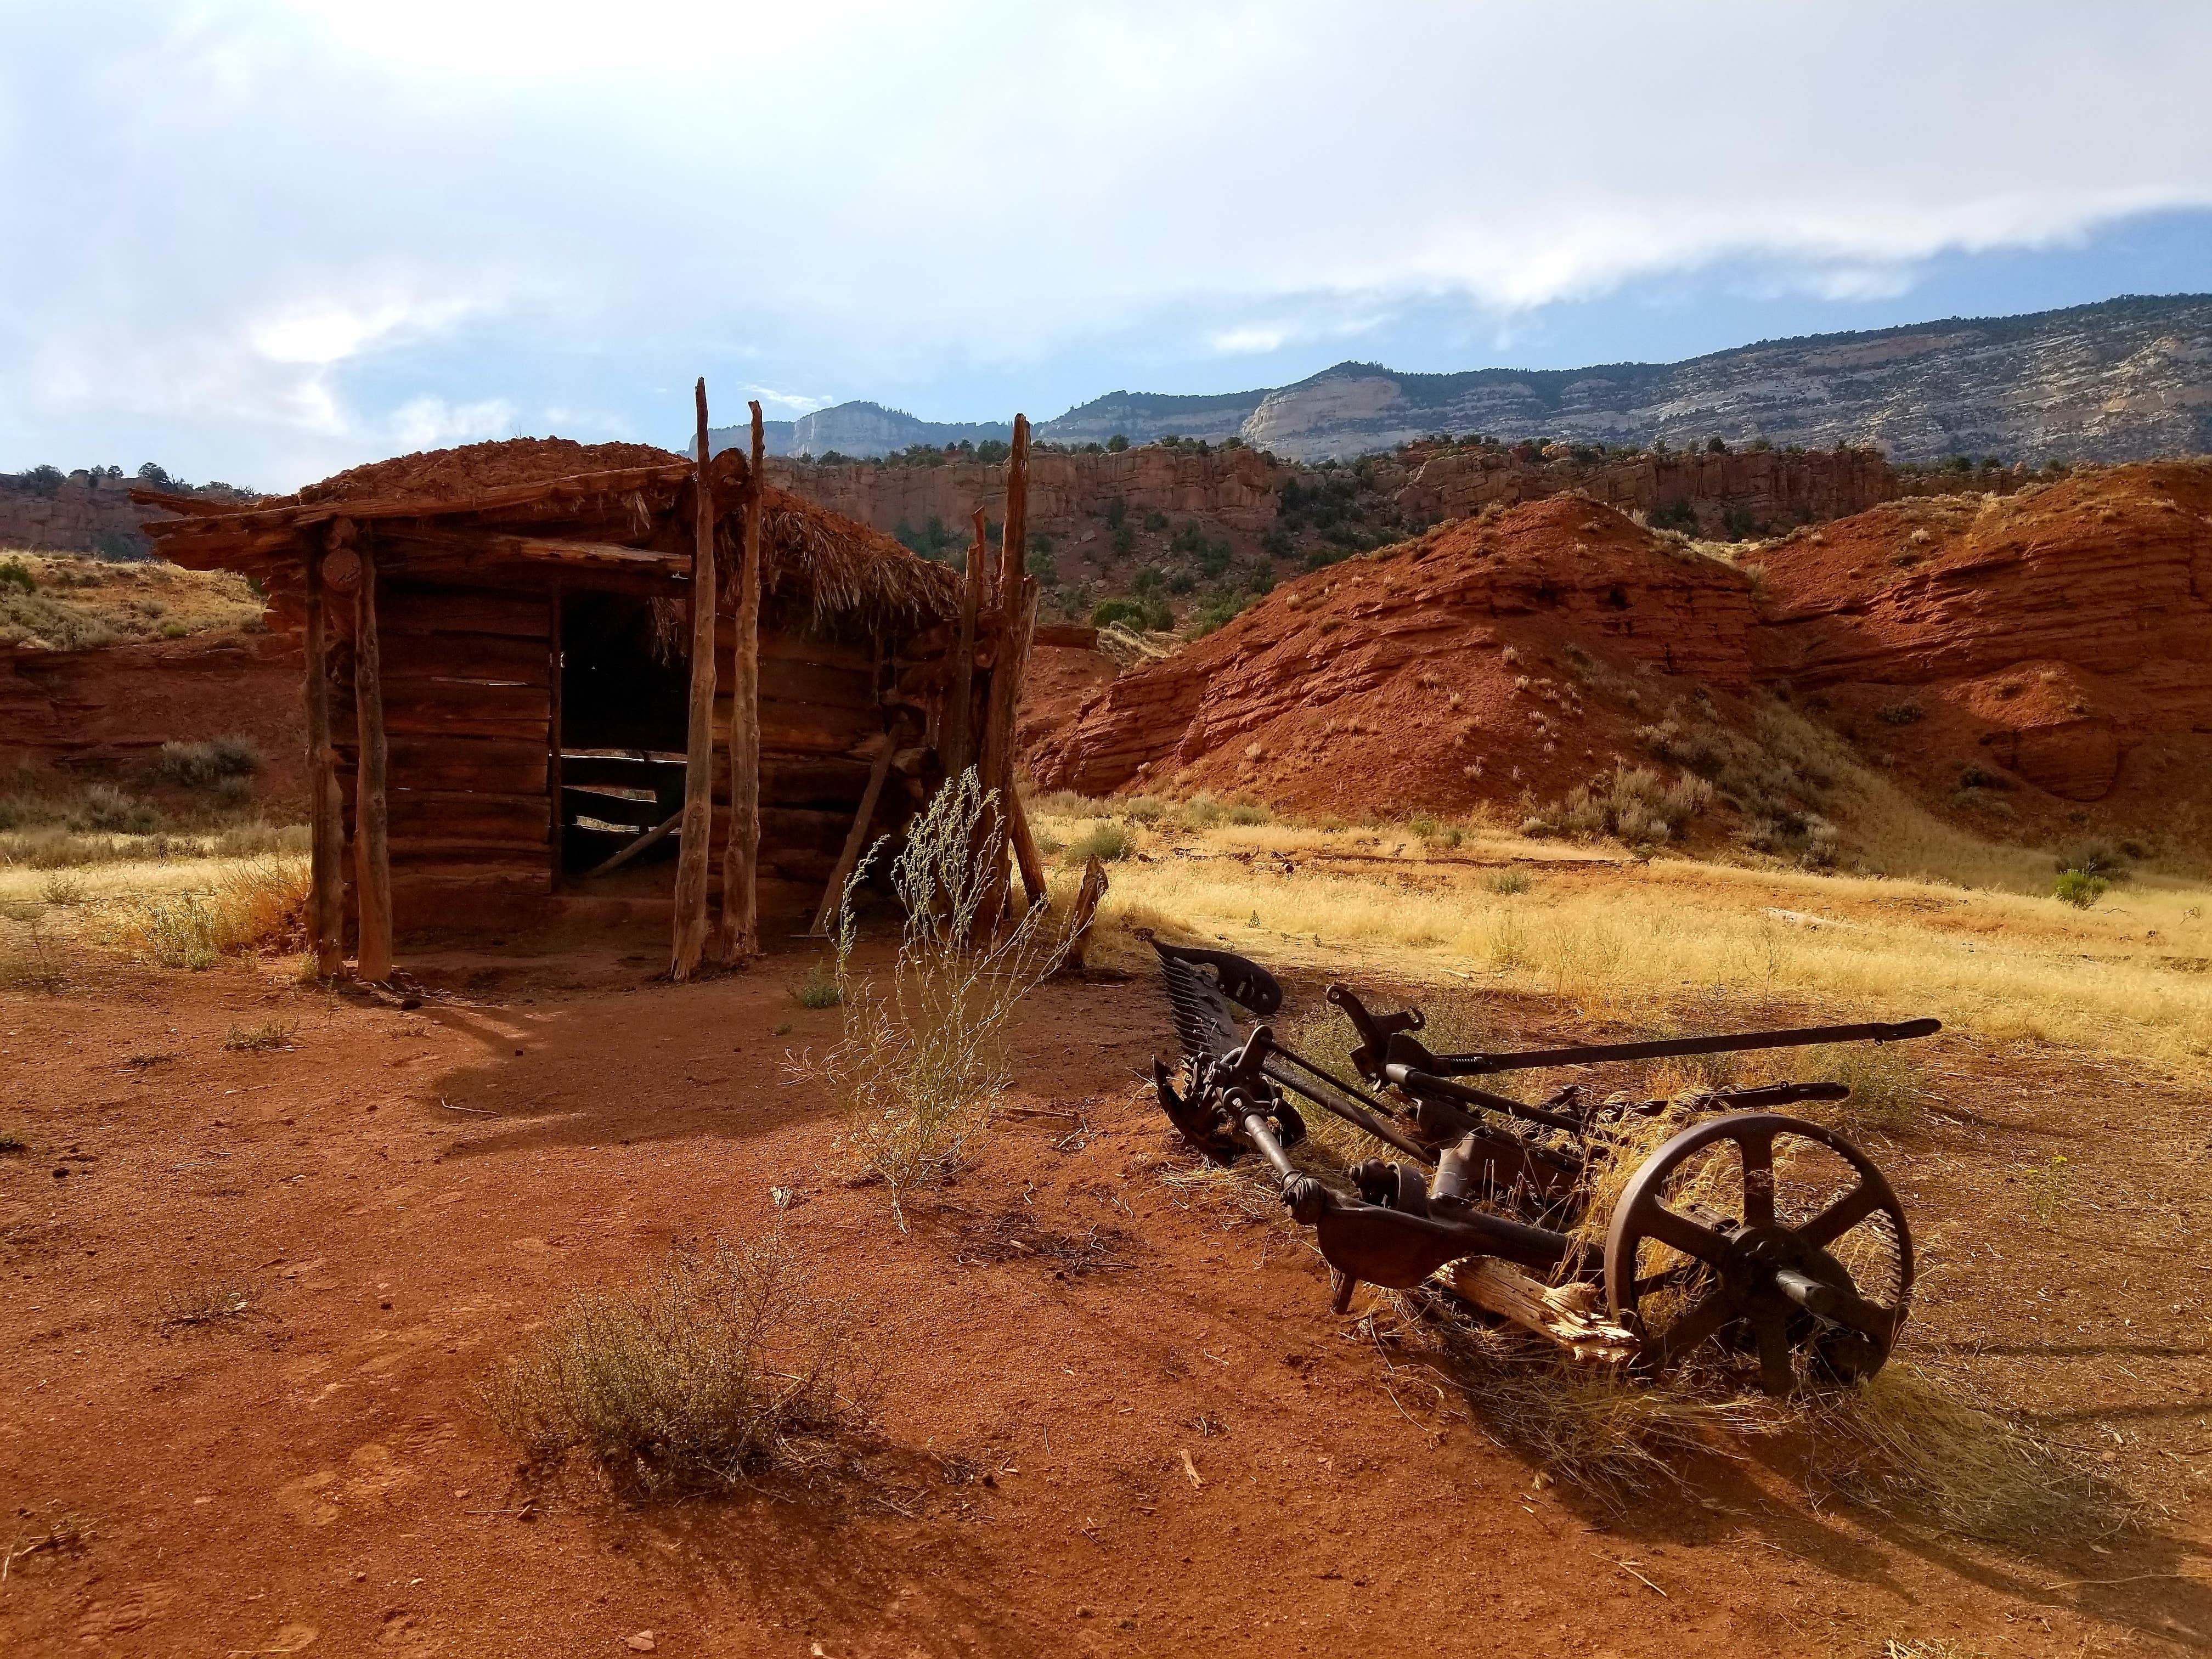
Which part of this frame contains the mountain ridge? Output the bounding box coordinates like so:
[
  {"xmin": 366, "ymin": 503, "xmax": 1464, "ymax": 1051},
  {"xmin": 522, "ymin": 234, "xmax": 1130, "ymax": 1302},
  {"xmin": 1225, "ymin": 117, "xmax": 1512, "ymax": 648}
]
[{"xmin": 705, "ymin": 292, "xmax": 2212, "ymax": 465}]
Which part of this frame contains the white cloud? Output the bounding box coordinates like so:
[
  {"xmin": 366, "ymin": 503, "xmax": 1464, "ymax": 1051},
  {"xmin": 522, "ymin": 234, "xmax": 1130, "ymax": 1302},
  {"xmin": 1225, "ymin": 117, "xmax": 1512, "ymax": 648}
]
[
  {"xmin": 5, "ymin": 0, "xmax": 2212, "ymax": 484},
  {"xmin": 391, "ymin": 396, "xmax": 518, "ymax": 451}
]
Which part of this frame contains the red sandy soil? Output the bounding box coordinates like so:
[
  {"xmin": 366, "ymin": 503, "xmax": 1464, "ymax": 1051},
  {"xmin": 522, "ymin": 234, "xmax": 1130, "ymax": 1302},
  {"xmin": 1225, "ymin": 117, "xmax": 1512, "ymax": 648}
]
[
  {"xmin": 294, "ymin": 440, "xmax": 683, "ymax": 506},
  {"xmin": 3, "ymin": 910, "xmax": 2209, "ymax": 1657}
]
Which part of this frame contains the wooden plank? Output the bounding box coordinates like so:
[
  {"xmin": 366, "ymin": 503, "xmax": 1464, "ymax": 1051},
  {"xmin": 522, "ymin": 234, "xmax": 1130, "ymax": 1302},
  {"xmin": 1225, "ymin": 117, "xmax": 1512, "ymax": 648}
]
[
  {"xmin": 546, "ymin": 589, "xmax": 562, "ymax": 884},
  {"xmin": 1437, "ymin": 1260, "xmax": 1640, "ymax": 1367},
  {"xmin": 558, "ymin": 751, "xmax": 687, "ymax": 789},
  {"xmin": 669, "ymin": 379, "xmax": 720, "ymax": 981},
  {"xmin": 383, "ymin": 631, "xmax": 552, "ymax": 687},
  {"xmin": 722, "ymin": 656, "xmax": 878, "ymax": 712},
  {"xmin": 713, "ymin": 399, "xmax": 767, "ymax": 966},
  {"xmin": 761, "ymin": 755, "xmax": 875, "ymax": 806},
  {"xmin": 729, "ymin": 627, "xmax": 876, "ymax": 672},
  {"xmin": 588, "ymin": 809, "xmax": 683, "ymax": 879},
  {"xmin": 385, "ymin": 791, "xmax": 551, "ymax": 843},
  {"xmin": 563, "ymin": 785, "xmax": 665, "ymax": 829},
  {"xmin": 808, "ymin": 736, "xmax": 894, "ymax": 937},
  {"xmin": 390, "ymin": 842, "xmax": 560, "ymax": 871},
  {"xmin": 304, "ymin": 534, "xmax": 345, "ymax": 977},
  {"xmin": 352, "ymin": 541, "xmax": 394, "ymax": 981},
  {"xmin": 383, "ymin": 736, "xmax": 548, "ymax": 795},
  {"xmin": 380, "ymin": 583, "xmax": 552, "ymax": 639},
  {"xmin": 337, "ymin": 680, "xmax": 551, "ymax": 743},
  {"xmin": 382, "ymin": 526, "xmax": 686, "ymax": 579}
]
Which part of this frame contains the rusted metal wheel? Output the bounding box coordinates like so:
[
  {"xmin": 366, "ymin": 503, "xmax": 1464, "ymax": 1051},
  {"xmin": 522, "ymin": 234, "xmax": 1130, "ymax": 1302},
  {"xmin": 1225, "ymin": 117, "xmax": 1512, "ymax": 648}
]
[{"xmin": 1603, "ymin": 1112, "xmax": 1912, "ymax": 1395}]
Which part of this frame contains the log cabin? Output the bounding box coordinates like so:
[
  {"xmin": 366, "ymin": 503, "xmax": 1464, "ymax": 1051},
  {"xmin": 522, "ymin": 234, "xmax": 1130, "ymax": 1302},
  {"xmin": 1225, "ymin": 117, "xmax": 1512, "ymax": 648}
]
[{"xmin": 131, "ymin": 400, "xmax": 1062, "ymax": 981}]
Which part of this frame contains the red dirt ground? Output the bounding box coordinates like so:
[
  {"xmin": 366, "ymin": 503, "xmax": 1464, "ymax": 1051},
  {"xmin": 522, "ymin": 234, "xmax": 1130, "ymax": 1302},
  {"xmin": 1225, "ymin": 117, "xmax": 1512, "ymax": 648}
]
[{"xmin": 4, "ymin": 912, "xmax": 2209, "ymax": 1657}]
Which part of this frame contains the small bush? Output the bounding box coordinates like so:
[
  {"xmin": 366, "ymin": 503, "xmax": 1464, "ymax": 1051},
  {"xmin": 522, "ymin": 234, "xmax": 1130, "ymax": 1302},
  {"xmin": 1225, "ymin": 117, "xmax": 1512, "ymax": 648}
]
[
  {"xmin": 154, "ymin": 736, "xmax": 261, "ymax": 789},
  {"xmin": 0, "ymin": 558, "xmax": 33, "ymax": 595},
  {"xmin": 72, "ymin": 785, "xmax": 161, "ymax": 834},
  {"xmin": 480, "ymin": 1239, "xmax": 867, "ymax": 1500},
  {"xmin": 1877, "ymin": 701, "xmax": 1925, "ymax": 726},
  {"xmin": 1486, "ymin": 868, "xmax": 1531, "ymax": 895},
  {"xmin": 791, "ymin": 961, "xmax": 842, "ymax": 1008},
  {"xmin": 2053, "ymin": 870, "xmax": 2108, "ymax": 909},
  {"xmin": 1068, "ymin": 821, "xmax": 1134, "ymax": 862},
  {"xmin": 2054, "ymin": 840, "xmax": 2127, "ymax": 881},
  {"xmin": 1554, "ymin": 763, "xmax": 1713, "ymax": 845},
  {"xmin": 159, "ymin": 1281, "xmax": 258, "ymax": 1333},
  {"xmin": 38, "ymin": 872, "xmax": 87, "ymax": 906},
  {"xmin": 223, "ymin": 1020, "xmax": 296, "ymax": 1052},
  {"xmin": 820, "ymin": 773, "xmax": 1076, "ymax": 1217},
  {"xmin": 0, "ymin": 1127, "xmax": 27, "ymax": 1154}
]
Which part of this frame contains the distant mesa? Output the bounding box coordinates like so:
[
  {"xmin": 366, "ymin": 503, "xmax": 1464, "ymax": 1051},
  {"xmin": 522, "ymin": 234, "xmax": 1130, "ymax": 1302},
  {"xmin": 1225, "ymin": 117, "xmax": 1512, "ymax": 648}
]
[{"xmin": 696, "ymin": 294, "xmax": 2212, "ymax": 466}]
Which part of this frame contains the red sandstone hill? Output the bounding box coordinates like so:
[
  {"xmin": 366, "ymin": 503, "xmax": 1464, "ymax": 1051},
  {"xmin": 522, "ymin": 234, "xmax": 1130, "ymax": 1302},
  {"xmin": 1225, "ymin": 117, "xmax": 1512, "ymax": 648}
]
[
  {"xmin": 1754, "ymin": 461, "xmax": 2212, "ymax": 834},
  {"xmin": 1026, "ymin": 497, "xmax": 1764, "ymax": 817},
  {"xmin": 1026, "ymin": 463, "xmax": 2212, "ymax": 850}
]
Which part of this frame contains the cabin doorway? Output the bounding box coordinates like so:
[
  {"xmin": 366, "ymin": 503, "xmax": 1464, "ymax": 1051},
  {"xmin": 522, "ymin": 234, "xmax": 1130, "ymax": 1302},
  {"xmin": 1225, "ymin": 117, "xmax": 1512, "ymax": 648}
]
[{"xmin": 556, "ymin": 591, "xmax": 693, "ymax": 884}]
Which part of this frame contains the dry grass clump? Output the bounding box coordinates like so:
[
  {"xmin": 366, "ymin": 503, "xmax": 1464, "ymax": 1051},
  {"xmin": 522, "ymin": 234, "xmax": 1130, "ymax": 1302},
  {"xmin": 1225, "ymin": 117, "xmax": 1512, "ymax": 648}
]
[
  {"xmin": 153, "ymin": 736, "xmax": 261, "ymax": 790},
  {"xmin": 0, "ymin": 901, "xmax": 67, "ymax": 993},
  {"xmin": 157, "ymin": 1281, "xmax": 259, "ymax": 1333},
  {"xmin": 1066, "ymin": 820, "xmax": 1135, "ymax": 863},
  {"xmin": 222, "ymin": 1019, "xmax": 296, "ymax": 1052},
  {"xmin": 480, "ymin": 1238, "xmax": 868, "ymax": 1500},
  {"xmin": 93, "ymin": 855, "xmax": 307, "ymax": 968},
  {"xmin": 822, "ymin": 772, "xmax": 1073, "ymax": 1219}
]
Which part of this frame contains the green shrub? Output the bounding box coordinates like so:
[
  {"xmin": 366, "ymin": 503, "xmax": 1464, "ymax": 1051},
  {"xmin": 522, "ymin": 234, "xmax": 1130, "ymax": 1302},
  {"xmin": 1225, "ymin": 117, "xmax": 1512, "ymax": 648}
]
[
  {"xmin": 1068, "ymin": 821, "xmax": 1133, "ymax": 862},
  {"xmin": 72, "ymin": 785, "xmax": 162, "ymax": 834},
  {"xmin": 0, "ymin": 559, "xmax": 33, "ymax": 595},
  {"xmin": 2053, "ymin": 870, "xmax": 2109, "ymax": 909},
  {"xmin": 1091, "ymin": 598, "xmax": 1146, "ymax": 629},
  {"xmin": 791, "ymin": 961, "xmax": 842, "ymax": 1008}
]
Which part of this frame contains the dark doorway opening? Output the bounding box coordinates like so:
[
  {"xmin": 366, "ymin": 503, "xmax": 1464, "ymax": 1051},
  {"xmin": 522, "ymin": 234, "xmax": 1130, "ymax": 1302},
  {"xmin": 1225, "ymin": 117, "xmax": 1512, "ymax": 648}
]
[{"xmin": 557, "ymin": 592, "xmax": 691, "ymax": 880}]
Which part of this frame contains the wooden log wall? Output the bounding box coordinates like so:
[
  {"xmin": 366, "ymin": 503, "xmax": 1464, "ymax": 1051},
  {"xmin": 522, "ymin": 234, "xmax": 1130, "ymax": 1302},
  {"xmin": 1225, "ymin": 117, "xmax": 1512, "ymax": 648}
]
[
  {"xmin": 706, "ymin": 625, "xmax": 902, "ymax": 891},
  {"xmin": 335, "ymin": 578, "xmax": 555, "ymax": 928}
]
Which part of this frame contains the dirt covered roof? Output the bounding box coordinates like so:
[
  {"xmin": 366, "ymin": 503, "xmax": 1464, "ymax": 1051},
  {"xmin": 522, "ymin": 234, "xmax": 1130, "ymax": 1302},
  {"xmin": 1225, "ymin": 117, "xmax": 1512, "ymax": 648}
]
[{"xmin": 294, "ymin": 438, "xmax": 685, "ymax": 507}]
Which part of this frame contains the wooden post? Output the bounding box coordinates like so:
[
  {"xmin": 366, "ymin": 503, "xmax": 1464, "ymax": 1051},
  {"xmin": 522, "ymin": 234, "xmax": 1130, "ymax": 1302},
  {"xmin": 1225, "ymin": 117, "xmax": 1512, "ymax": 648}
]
[
  {"xmin": 669, "ymin": 379, "xmax": 720, "ymax": 980},
  {"xmin": 1006, "ymin": 776, "xmax": 1049, "ymax": 910},
  {"xmin": 978, "ymin": 416, "xmax": 1040, "ymax": 912},
  {"xmin": 302, "ymin": 535, "xmax": 345, "ymax": 978},
  {"xmin": 351, "ymin": 537, "xmax": 394, "ymax": 982},
  {"xmin": 546, "ymin": 585, "xmax": 563, "ymax": 890},
  {"xmin": 1063, "ymin": 854, "xmax": 1109, "ymax": 970},
  {"xmin": 942, "ymin": 506, "xmax": 986, "ymax": 780},
  {"xmin": 713, "ymin": 402, "xmax": 766, "ymax": 963}
]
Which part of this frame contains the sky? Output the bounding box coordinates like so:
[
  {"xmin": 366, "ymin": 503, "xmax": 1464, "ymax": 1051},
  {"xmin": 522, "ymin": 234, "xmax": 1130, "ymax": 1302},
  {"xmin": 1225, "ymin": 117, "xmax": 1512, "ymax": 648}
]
[{"xmin": 3, "ymin": 0, "xmax": 2210, "ymax": 490}]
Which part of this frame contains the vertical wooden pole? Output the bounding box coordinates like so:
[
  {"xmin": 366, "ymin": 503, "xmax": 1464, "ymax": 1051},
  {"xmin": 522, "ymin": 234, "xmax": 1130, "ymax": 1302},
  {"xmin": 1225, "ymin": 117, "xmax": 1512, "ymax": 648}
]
[
  {"xmin": 669, "ymin": 378, "xmax": 720, "ymax": 980},
  {"xmin": 546, "ymin": 585, "xmax": 563, "ymax": 891},
  {"xmin": 351, "ymin": 538, "xmax": 394, "ymax": 981},
  {"xmin": 713, "ymin": 401, "xmax": 765, "ymax": 963},
  {"xmin": 302, "ymin": 539, "xmax": 345, "ymax": 978},
  {"xmin": 978, "ymin": 416, "xmax": 1040, "ymax": 913},
  {"xmin": 943, "ymin": 506, "xmax": 986, "ymax": 780}
]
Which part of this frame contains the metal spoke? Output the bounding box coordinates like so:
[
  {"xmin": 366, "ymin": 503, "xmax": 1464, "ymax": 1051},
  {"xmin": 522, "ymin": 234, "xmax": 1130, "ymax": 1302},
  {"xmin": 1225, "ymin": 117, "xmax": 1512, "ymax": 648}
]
[
  {"xmin": 1653, "ymin": 1289, "xmax": 1736, "ymax": 1370},
  {"xmin": 1793, "ymin": 1180, "xmax": 1881, "ymax": 1250},
  {"xmin": 1734, "ymin": 1126, "xmax": 1776, "ymax": 1229},
  {"xmin": 1756, "ymin": 1313, "xmax": 1795, "ymax": 1396},
  {"xmin": 1636, "ymin": 1202, "xmax": 1732, "ymax": 1266}
]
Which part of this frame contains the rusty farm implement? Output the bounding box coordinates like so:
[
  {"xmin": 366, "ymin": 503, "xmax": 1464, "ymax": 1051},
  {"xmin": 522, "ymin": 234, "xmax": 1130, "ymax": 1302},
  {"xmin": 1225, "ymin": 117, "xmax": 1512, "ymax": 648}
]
[{"xmin": 1147, "ymin": 940, "xmax": 1936, "ymax": 1393}]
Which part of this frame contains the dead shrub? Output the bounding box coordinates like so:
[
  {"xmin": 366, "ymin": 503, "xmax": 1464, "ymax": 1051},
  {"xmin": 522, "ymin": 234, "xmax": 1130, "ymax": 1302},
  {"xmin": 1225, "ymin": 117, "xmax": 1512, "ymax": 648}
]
[
  {"xmin": 822, "ymin": 771, "xmax": 1074, "ymax": 1219},
  {"xmin": 158, "ymin": 1281, "xmax": 260, "ymax": 1334},
  {"xmin": 1554, "ymin": 762, "xmax": 1713, "ymax": 845},
  {"xmin": 479, "ymin": 1238, "xmax": 868, "ymax": 1500},
  {"xmin": 153, "ymin": 736, "xmax": 261, "ymax": 789}
]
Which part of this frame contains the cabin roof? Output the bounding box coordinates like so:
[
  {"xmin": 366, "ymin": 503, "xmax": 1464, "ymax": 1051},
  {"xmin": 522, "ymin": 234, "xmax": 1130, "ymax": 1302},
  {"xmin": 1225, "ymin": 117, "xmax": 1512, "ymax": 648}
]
[{"xmin": 131, "ymin": 438, "xmax": 960, "ymax": 632}]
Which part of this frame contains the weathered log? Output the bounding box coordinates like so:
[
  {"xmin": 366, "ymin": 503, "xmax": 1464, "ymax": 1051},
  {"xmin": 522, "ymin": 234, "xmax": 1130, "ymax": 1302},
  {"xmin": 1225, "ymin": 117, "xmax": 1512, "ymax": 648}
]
[
  {"xmin": 1436, "ymin": 1259, "xmax": 1640, "ymax": 1367},
  {"xmin": 357, "ymin": 737, "xmax": 548, "ymax": 795},
  {"xmin": 562, "ymin": 785, "xmax": 667, "ymax": 829},
  {"xmin": 807, "ymin": 735, "xmax": 894, "ymax": 938},
  {"xmin": 712, "ymin": 399, "xmax": 765, "ymax": 964},
  {"xmin": 943, "ymin": 506, "xmax": 986, "ymax": 778},
  {"xmin": 1006, "ymin": 785, "xmax": 1048, "ymax": 911},
  {"xmin": 303, "ymin": 532, "xmax": 345, "ymax": 977},
  {"xmin": 1064, "ymin": 854, "xmax": 1109, "ymax": 970},
  {"xmin": 380, "ymin": 584, "xmax": 556, "ymax": 639},
  {"xmin": 984, "ymin": 579, "xmax": 1045, "ymax": 907},
  {"xmin": 352, "ymin": 540, "xmax": 394, "ymax": 981},
  {"xmin": 380, "ymin": 526, "xmax": 685, "ymax": 581},
  {"xmin": 979, "ymin": 418, "xmax": 1041, "ymax": 915},
  {"xmin": 670, "ymin": 379, "xmax": 720, "ymax": 980},
  {"xmin": 382, "ymin": 632, "xmax": 552, "ymax": 687}
]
